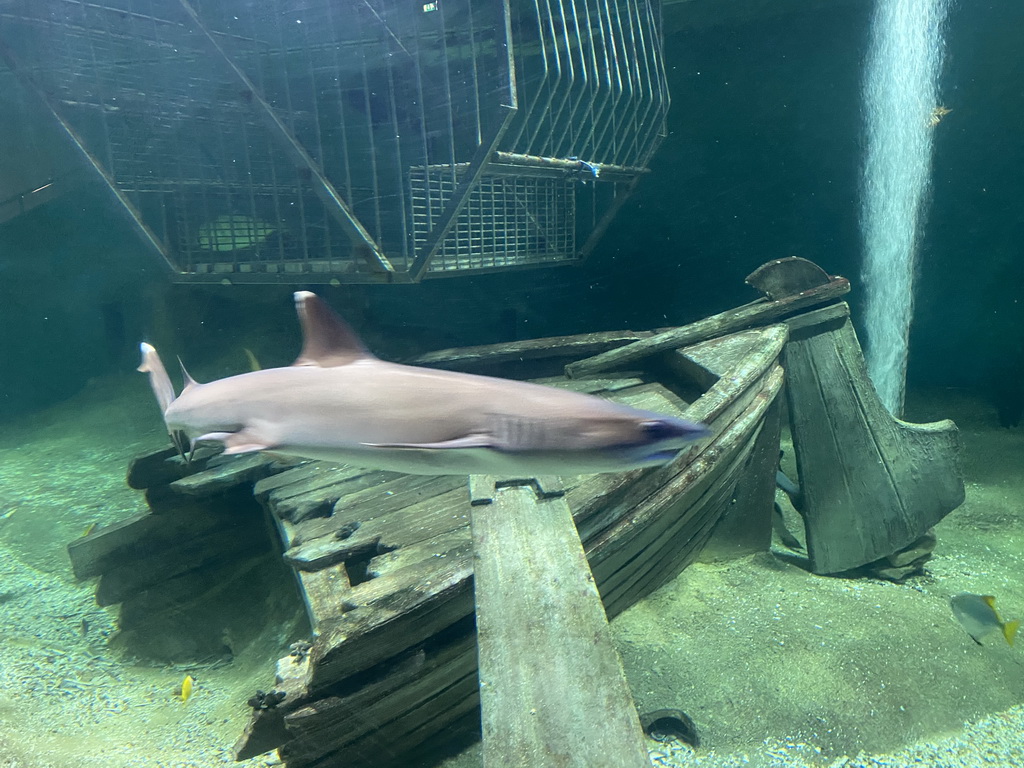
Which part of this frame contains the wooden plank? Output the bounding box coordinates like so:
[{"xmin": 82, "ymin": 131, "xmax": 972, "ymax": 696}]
[
  {"xmin": 309, "ymin": 556, "xmax": 474, "ymax": 688},
  {"xmin": 255, "ymin": 463, "xmax": 375, "ymax": 505},
  {"xmin": 565, "ymin": 276, "xmax": 847, "ymax": 378},
  {"xmin": 286, "ymin": 476, "xmax": 465, "ymax": 549},
  {"xmin": 169, "ymin": 452, "xmax": 282, "ymax": 496},
  {"xmin": 471, "ymin": 479, "xmax": 650, "ymax": 768},
  {"xmin": 527, "ymin": 375, "xmax": 646, "ymax": 393},
  {"xmin": 365, "ymin": 528, "xmax": 472, "ymax": 578},
  {"xmin": 783, "ymin": 304, "xmax": 965, "ymax": 573},
  {"xmin": 67, "ymin": 500, "xmax": 244, "ymax": 580},
  {"xmin": 253, "ymin": 462, "xmax": 333, "ymax": 499},
  {"xmin": 285, "ymin": 486, "xmax": 470, "ymax": 571},
  {"xmin": 278, "ymin": 471, "xmax": 405, "ymax": 524},
  {"xmin": 68, "ymin": 511, "xmax": 167, "ymax": 581},
  {"xmin": 125, "ymin": 446, "xmax": 190, "ymax": 490},
  {"xmin": 283, "ymin": 635, "xmax": 475, "ymax": 760},
  {"xmin": 96, "ymin": 524, "xmax": 271, "ymax": 606}
]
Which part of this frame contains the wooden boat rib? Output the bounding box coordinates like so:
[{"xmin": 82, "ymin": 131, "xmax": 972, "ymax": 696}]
[{"xmin": 230, "ymin": 322, "xmax": 788, "ymax": 766}]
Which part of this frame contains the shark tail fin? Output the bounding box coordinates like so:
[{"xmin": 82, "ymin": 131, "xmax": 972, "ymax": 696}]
[{"xmin": 138, "ymin": 343, "xmax": 177, "ymax": 414}]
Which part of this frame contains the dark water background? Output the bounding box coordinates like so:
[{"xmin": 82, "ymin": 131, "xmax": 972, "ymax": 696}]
[{"xmin": 0, "ymin": 0, "xmax": 1020, "ymax": 420}]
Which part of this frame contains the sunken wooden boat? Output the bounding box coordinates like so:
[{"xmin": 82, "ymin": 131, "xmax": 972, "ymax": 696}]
[
  {"xmin": 70, "ymin": 305, "xmax": 803, "ymax": 766},
  {"xmin": 99, "ymin": 324, "xmax": 786, "ymax": 767},
  {"xmin": 237, "ymin": 321, "xmax": 787, "ymax": 766},
  {"xmin": 68, "ymin": 259, "xmax": 966, "ymax": 767}
]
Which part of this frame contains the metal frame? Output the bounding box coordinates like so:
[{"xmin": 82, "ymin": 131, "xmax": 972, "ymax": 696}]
[{"xmin": 0, "ymin": 0, "xmax": 668, "ymax": 284}]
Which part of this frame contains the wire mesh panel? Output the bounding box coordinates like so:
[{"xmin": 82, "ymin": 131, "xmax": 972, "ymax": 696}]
[
  {"xmin": 411, "ymin": 164, "xmax": 577, "ymax": 273},
  {"xmin": 0, "ymin": 0, "xmax": 667, "ymax": 283}
]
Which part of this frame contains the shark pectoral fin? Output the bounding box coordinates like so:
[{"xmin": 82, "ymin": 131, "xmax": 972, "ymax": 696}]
[
  {"xmin": 364, "ymin": 435, "xmax": 495, "ymax": 451},
  {"xmin": 195, "ymin": 430, "xmax": 275, "ymax": 455}
]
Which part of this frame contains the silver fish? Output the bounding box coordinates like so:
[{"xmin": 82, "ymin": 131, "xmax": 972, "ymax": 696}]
[
  {"xmin": 950, "ymin": 593, "xmax": 1020, "ymax": 646},
  {"xmin": 138, "ymin": 292, "xmax": 710, "ymax": 476}
]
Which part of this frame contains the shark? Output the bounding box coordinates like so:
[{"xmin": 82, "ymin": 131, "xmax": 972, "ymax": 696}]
[{"xmin": 138, "ymin": 292, "xmax": 711, "ymax": 476}]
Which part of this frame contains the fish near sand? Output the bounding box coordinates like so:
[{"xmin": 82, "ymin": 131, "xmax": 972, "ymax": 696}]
[
  {"xmin": 179, "ymin": 674, "xmax": 194, "ymax": 703},
  {"xmin": 950, "ymin": 593, "xmax": 1020, "ymax": 646},
  {"xmin": 139, "ymin": 292, "xmax": 710, "ymax": 476}
]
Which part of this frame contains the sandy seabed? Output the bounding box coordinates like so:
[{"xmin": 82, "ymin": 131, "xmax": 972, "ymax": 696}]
[{"xmin": 0, "ymin": 376, "xmax": 1021, "ymax": 768}]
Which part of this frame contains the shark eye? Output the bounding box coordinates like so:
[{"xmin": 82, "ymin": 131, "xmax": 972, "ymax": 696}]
[
  {"xmin": 640, "ymin": 420, "xmax": 679, "ymax": 440},
  {"xmin": 640, "ymin": 418, "xmax": 711, "ymax": 441}
]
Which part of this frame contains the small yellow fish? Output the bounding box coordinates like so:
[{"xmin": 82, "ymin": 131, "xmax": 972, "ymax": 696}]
[
  {"xmin": 81, "ymin": 522, "xmax": 98, "ymax": 537},
  {"xmin": 929, "ymin": 105, "xmax": 952, "ymax": 127},
  {"xmin": 179, "ymin": 674, "xmax": 195, "ymax": 703}
]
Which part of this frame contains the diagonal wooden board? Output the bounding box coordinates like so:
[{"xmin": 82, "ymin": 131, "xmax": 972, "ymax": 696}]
[{"xmin": 469, "ymin": 476, "xmax": 650, "ymax": 768}]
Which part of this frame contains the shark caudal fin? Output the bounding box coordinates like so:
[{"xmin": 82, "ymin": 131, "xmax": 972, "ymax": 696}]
[
  {"xmin": 292, "ymin": 291, "xmax": 374, "ymax": 367},
  {"xmin": 138, "ymin": 342, "xmax": 177, "ymax": 414},
  {"xmin": 139, "ymin": 343, "xmax": 191, "ymax": 459}
]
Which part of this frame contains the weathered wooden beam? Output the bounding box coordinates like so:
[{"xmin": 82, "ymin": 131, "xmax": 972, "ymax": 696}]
[
  {"xmin": 564, "ymin": 275, "xmax": 848, "ymax": 379},
  {"xmin": 67, "ymin": 490, "xmax": 251, "ymax": 581},
  {"xmin": 410, "ymin": 329, "xmax": 653, "ymax": 370},
  {"xmin": 470, "ymin": 477, "xmax": 650, "ymax": 768}
]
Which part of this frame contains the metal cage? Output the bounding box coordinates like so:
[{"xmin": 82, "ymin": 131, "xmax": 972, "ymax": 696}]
[{"xmin": 0, "ymin": 0, "xmax": 669, "ymax": 283}]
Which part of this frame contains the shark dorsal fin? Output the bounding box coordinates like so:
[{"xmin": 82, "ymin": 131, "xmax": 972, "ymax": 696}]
[
  {"xmin": 178, "ymin": 358, "xmax": 201, "ymax": 393},
  {"xmin": 292, "ymin": 291, "xmax": 374, "ymax": 367}
]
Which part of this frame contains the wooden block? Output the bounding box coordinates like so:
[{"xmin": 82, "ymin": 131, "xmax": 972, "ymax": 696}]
[{"xmin": 783, "ymin": 304, "xmax": 965, "ymax": 573}]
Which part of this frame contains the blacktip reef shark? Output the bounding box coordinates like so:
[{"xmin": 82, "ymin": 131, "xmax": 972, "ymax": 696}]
[{"xmin": 138, "ymin": 292, "xmax": 711, "ymax": 476}]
